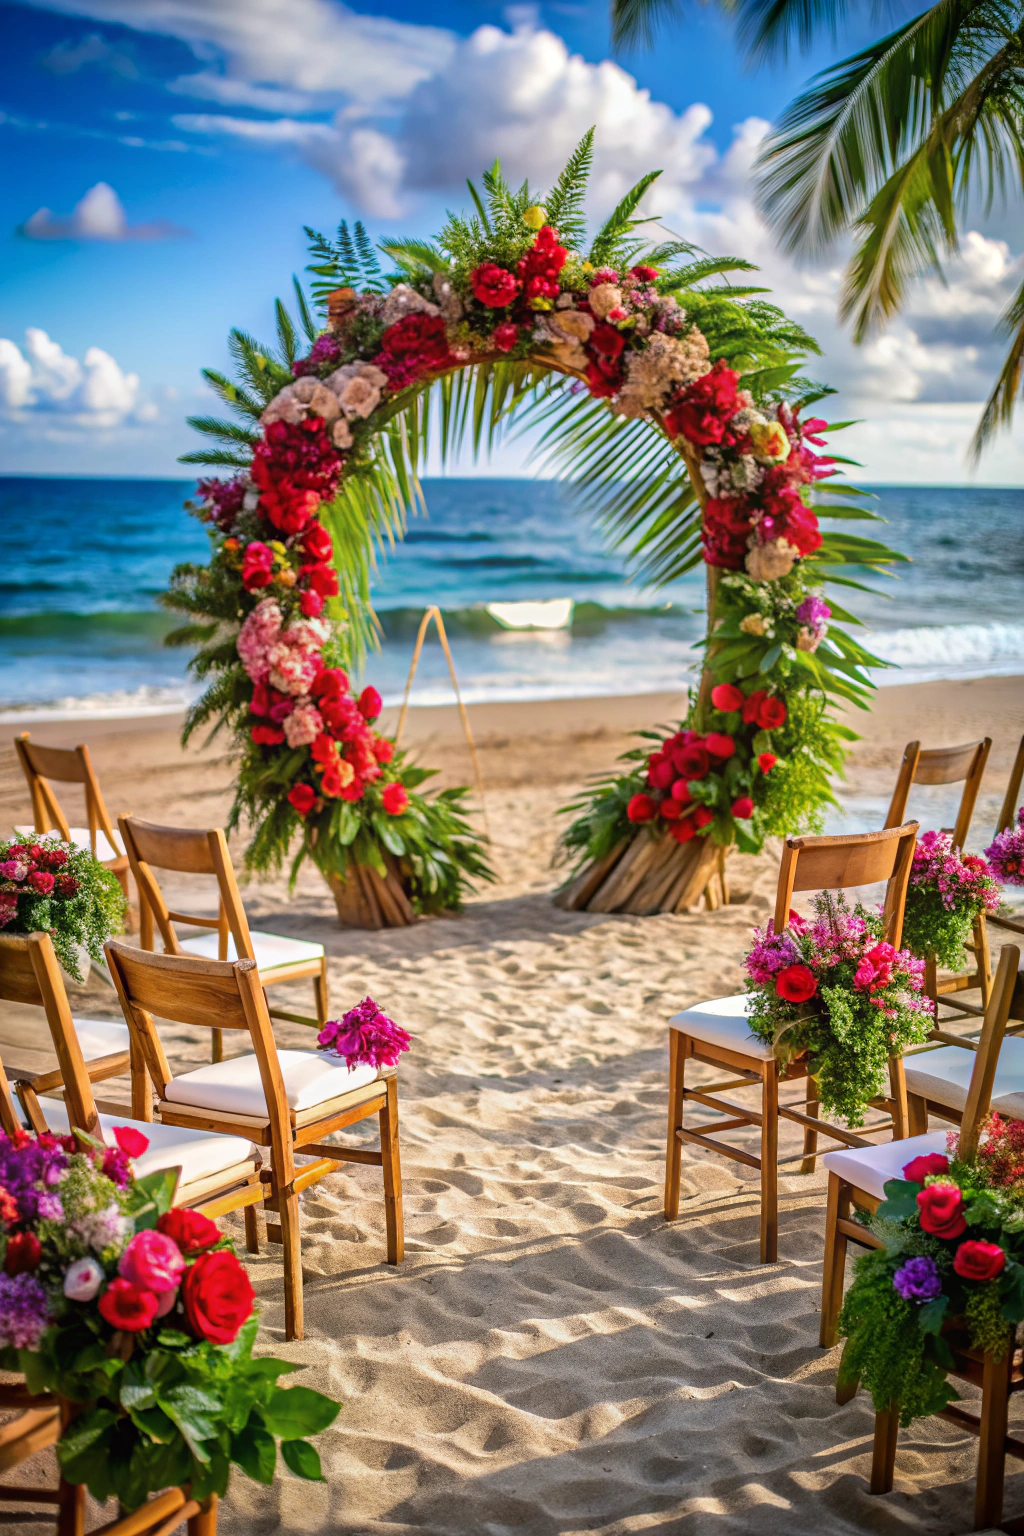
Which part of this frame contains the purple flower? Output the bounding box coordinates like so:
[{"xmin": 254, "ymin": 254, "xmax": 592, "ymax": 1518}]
[
  {"xmin": 0, "ymin": 1272, "xmax": 51, "ymax": 1350},
  {"xmin": 745, "ymin": 926, "xmax": 802, "ymax": 986},
  {"xmin": 292, "ymin": 334, "xmax": 341, "ymax": 376},
  {"xmin": 318, "ymin": 997, "xmax": 412, "ymax": 1069},
  {"xmin": 893, "ymin": 1255, "xmax": 942, "ymax": 1303},
  {"xmin": 986, "ymin": 807, "xmax": 1024, "ymax": 888},
  {"xmin": 796, "ymin": 594, "xmax": 831, "ymax": 631}
]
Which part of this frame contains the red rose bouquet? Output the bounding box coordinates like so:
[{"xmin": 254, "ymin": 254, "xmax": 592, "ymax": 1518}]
[
  {"xmin": 0, "ymin": 1127, "xmax": 338, "ymax": 1509},
  {"xmin": 0, "ymin": 834, "xmax": 125, "ymax": 981},
  {"xmin": 839, "ymin": 1114, "xmax": 1024, "ymax": 1426},
  {"xmin": 743, "ymin": 890, "xmax": 933, "ymax": 1123}
]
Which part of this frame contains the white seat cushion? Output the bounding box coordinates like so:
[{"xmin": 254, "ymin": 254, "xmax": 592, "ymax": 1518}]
[
  {"xmin": 15, "ymin": 825, "xmax": 123, "ymax": 863},
  {"xmin": 41, "ymin": 1101, "xmax": 258, "ymax": 1187},
  {"xmin": 71, "ymin": 1017, "xmax": 130, "ymax": 1061},
  {"xmin": 822, "ymin": 1131, "xmax": 951, "ymax": 1201},
  {"xmin": 164, "ymin": 1049, "xmax": 379, "ymax": 1118},
  {"xmin": 668, "ymin": 993, "xmax": 774, "ymax": 1060},
  {"xmin": 179, "ymin": 929, "xmax": 324, "ymax": 970},
  {"xmin": 905, "ymin": 1037, "xmax": 1024, "ymax": 1119}
]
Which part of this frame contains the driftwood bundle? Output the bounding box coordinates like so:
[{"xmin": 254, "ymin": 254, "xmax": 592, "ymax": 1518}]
[
  {"xmin": 554, "ymin": 829, "xmax": 722, "ymax": 915},
  {"xmin": 328, "ymin": 854, "xmax": 416, "ymax": 929}
]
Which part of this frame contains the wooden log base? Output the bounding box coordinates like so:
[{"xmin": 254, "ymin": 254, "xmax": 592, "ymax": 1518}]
[
  {"xmin": 554, "ymin": 830, "xmax": 720, "ymax": 916},
  {"xmin": 327, "ymin": 854, "xmax": 417, "ymax": 930}
]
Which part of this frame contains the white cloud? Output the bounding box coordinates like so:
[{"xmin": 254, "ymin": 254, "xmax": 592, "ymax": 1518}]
[
  {"xmin": 21, "ymin": 182, "xmax": 187, "ymax": 240},
  {"xmin": 42, "ymin": 30, "xmax": 137, "ymax": 76},
  {"xmin": 166, "ymin": 71, "xmax": 319, "ymax": 115},
  {"xmin": 0, "ymin": 329, "xmax": 146, "ymax": 426}
]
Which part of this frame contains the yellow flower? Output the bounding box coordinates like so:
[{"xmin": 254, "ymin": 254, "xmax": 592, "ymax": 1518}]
[
  {"xmin": 749, "ymin": 420, "xmax": 791, "ymax": 464},
  {"xmin": 276, "ymin": 568, "xmax": 297, "ymax": 588},
  {"xmin": 523, "ymin": 205, "xmax": 546, "ymax": 230}
]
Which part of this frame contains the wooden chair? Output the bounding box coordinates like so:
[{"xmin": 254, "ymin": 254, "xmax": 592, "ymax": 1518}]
[
  {"xmin": 0, "ymin": 931, "xmax": 264, "ymax": 1237},
  {"xmin": 886, "ymin": 736, "xmax": 993, "ymax": 1017},
  {"xmin": 818, "ymin": 943, "xmax": 1024, "ymax": 1529},
  {"xmin": 104, "ymin": 940, "xmax": 404, "ymax": 1341},
  {"xmin": 990, "ymin": 732, "xmax": 1024, "ymax": 942},
  {"xmin": 664, "ymin": 822, "xmax": 919, "ymax": 1264},
  {"xmin": 119, "ymin": 816, "xmax": 329, "ymax": 1063},
  {"xmin": 14, "ymin": 734, "xmax": 129, "ymax": 903}
]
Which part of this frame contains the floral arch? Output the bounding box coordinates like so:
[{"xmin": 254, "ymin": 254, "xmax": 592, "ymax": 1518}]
[{"xmin": 166, "ymin": 132, "xmax": 900, "ymax": 923}]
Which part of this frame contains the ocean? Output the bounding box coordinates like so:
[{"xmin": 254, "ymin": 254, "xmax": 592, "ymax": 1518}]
[{"xmin": 1, "ymin": 475, "xmax": 1022, "ymax": 720}]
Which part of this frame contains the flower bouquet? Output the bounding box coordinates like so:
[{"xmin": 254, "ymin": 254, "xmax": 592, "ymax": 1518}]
[
  {"xmin": 838, "ymin": 1117, "xmax": 1024, "ymax": 1425},
  {"xmin": 987, "ymin": 806, "xmax": 1024, "ymax": 889},
  {"xmin": 743, "ymin": 891, "xmax": 934, "ymax": 1124},
  {"xmin": 316, "ymin": 996, "xmax": 411, "ymax": 1067},
  {"xmin": 900, "ymin": 830, "xmax": 1000, "ymax": 971},
  {"xmin": 0, "ymin": 1125, "xmax": 338, "ymax": 1508},
  {"xmin": 0, "ymin": 834, "xmax": 126, "ymax": 981}
]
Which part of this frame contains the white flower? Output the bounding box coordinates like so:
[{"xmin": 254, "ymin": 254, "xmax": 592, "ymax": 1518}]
[
  {"xmin": 589, "ymin": 283, "xmax": 623, "ymax": 320},
  {"xmin": 740, "ymin": 613, "xmax": 768, "ymax": 636},
  {"xmin": 63, "ymin": 1257, "xmax": 104, "ymax": 1300},
  {"xmin": 290, "ymin": 377, "xmax": 341, "ymax": 423},
  {"xmin": 796, "ymin": 625, "xmax": 822, "ymax": 652},
  {"xmin": 730, "ymin": 456, "xmax": 763, "ymax": 492}
]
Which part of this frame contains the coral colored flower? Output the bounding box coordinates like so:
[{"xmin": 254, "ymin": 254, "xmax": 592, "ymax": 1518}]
[
  {"xmin": 157, "ymin": 1207, "xmax": 220, "ymax": 1255},
  {"xmin": 706, "ymin": 733, "xmax": 734, "ymax": 759},
  {"xmin": 758, "ymin": 753, "xmax": 777, "ymax": 773},
  {"xmin": 471, "ymin": 263, "xmax": 519, "ymax": 307},
  {"xmin": 710, "ymin": 683, "xmax": 744, "ymax": 712},
  {"xmin": 288, "ymin": 783, "xmax": 316, "ymax": 817},
  {"xmin": 381, "ymin": 783, "xmax": 409, "ymax": 816},
  {"xmin": 99, "ymin": 1278, "xmax": 159, "ymax": 1333},
  {"xmin": 373, "ymin": 738, "xmax": 394, "ymax": 764},
  {"xmin": 953, "ymin": 1239, "xmax": 1005, "ymax": 1282},
  {"xmin": 731, "ymin": 797, "xmax": 754, "ymax": 819},
  {"xmin": 758, "ymin": 696, "xmax": 787, "ymax": 730},
  {"xmin": 4, "ymin": 1232, "xmax": 41, "ymax": 1275},
  {"xmin": 627, "ymin": 793, "xmax": 658, "ymax": 823},
  {"xmin": 903, "ymin": 1152, "xmax": 949, "ymax": 1184},
  {"xmin": 775, "ymin": 964, "xmax": 817, "ymax": 1004},
  {"xmin": 916, "ymin": 1183, "xmax": 966, "ymax": 1239}
]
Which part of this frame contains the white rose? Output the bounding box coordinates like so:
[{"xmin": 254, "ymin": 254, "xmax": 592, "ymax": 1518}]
[{"xmin": 64, "ymin": 1256, "xmax": 104, "ymax": 1302}]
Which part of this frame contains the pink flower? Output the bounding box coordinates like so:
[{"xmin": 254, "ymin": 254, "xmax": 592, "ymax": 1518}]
[
  {"xmin": 118, "ymin": 1230, "xmax": 186, "ymax": 1295},
  {"xmin": 0, "ymin": 861, "xmax": 27, "ymax": 882},
  {"xmin": 381, "ymin": 783, "xmax": 408, "ymax": 816},
  {"xmin": 27, "ymin": 871, "xmax": 54, "ymax": 895},
  {"xmin": 317, "ymin": 996, "xmax": 411, "ymax": 1068},
  {"xmin": 283, "ymin": 702, "xmax": 324, "ymax": 748}
]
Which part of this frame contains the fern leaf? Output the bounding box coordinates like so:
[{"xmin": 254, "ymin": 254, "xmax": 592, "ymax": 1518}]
[
  {"xmin": 543, "ymin": 128, "xmax": 595, "ymax": 250},
  {"xmin": 589, "ymin": 170, "xmax": 663, "ymax": 266},
  {"xmin": 274, "ymin": 299, "xmax": 298, "ymax": 368}
]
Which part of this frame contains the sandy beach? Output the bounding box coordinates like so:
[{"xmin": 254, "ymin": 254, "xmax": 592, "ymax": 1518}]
[{"xmin": 2, "ymin": 673, "xmax": 1023, "ymax": 1533}]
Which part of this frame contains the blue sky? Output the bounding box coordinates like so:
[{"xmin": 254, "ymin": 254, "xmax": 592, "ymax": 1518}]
[{"xmin": 2, "ymin": 0, "xmax": 1023, "ymax": 482}]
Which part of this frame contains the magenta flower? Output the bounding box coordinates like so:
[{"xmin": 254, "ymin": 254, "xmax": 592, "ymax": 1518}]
[{"xmin": 318, "ymin": 997, "xmax": 411, "ymax": 1069}]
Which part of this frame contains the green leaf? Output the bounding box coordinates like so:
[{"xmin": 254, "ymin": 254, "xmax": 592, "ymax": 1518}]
[
  {"xmin": 261, "ymin": 1385, "xmax": 341, "ymax": 1440},
  {"xmin": 281, "ymin": 1439, "xmax": 325, "ymax": 1481},
  {"xmin": 917, "ymin": 1295, "xmax": 948, "ymax": 1336},
  {"xmin": 232, "ymin": 1422, "xmax": 278, "ymax": 1484}
]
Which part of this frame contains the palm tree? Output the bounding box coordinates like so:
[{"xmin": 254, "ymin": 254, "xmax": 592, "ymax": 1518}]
[{"xmin": 610, "ymin": 0, "xmax": 1024, "ymax": 455}]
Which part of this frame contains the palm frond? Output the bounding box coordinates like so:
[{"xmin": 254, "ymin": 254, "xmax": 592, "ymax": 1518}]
[
  {"xmin": 588, "ymin": 171, "xmax": 663, "ymax": 265},
  {"xmin": 378, "ymin": 236, "xmax": 451, "ymax": 278},
  {"xmin": 274, "ymin": 298, "xmax": 299, "ymax": 369},
  {"xmin": 972, "ymin": 269, "xmax": 1024, "ymax": 454},
  {"xmin": 292, "ymin": 276, "xmax": 319, "ymax": 345},
  {"xmin": 543, "ymin": 128, "xmax": 595, "ymax": 249}
]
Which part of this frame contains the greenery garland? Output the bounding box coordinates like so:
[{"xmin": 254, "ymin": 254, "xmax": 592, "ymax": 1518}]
[{"xmin": 0, "ymin": 835, "xmax": 125, "ymax": 980}]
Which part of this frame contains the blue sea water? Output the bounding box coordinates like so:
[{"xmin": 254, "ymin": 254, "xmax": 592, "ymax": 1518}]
[{"xmin": 0, "ymin": 475, "xmax": 1022, "ymax": 718}]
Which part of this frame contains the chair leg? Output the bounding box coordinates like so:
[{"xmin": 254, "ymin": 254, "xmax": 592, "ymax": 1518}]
[
  {"xmin": 188, "ymin": 1493, "xmax": 218, "ymax": 1536},
  {"xmin": 819, "ymin": 1172, "xmax": 849, "ymax": 1348},
  {"xmin": 243, "ymin": 1201, "xmax": 261, "ymax": 1256},
  {"xmin": 760, "ymin": 1063, "xmax": 779, "ymax": 1264},
  {"xmin": 279, "ymin": 1183, "xmax": 304, "ymax": 1342},
  {"xmin": 800, "ymin": 1078, "xmax": 819, "ymax": 1174},
  {"xmin": 313, "ymin": 958, "xmax": 329, "ymax": 1028},
  {"xmin": 907, "ymin": 1093, "xmax": 929, "ymax": 1137},
  {"xmin": 57, "ymin": 1402, "xmax": 85, "ymax": 1536},
  {"xmin": 664, "ymin": 1029, "xmax": 686, "ymax": 1221},
  {"xmin": 975, "ymin": 1346, "xmax": 1012, "ymax": 1530},
  {"xmin": 380, "ymin": 1076, "xmax": 404, "ymax": 1265},
  {"xmin": 870, "ymin": 1403, "xmax": 899, "ymax": 1494}
]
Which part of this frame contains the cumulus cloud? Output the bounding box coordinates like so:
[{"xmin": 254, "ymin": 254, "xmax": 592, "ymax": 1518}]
[
  {"xmin": 21, "ymin": 182, "xmax": 187, "ymax": 241},
  {"xmin": 0, "ymin": 329, "xmax": 146, "ymax": 426},
  {"xmin": 42, "ymin": 30, "xmax": 137, "ymax": 76}
]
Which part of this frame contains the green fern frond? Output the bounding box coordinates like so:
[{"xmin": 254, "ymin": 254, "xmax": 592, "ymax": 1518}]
[
  {"xmin": 543, "ymin": 127, "xmax": 595, "ymax": 249},
  {"xmin": 589, "ymin": 170, "xmax": 663, "ymax": 265}
]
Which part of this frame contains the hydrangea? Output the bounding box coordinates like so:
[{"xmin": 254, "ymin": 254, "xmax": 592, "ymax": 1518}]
[
  {"xmin": 986, "ymin": 806, "xmax": 1024, "ymax": 888},
  {"xmin": 892, "ymin": 1255, "xmax": 942, "ymax": 1303}
]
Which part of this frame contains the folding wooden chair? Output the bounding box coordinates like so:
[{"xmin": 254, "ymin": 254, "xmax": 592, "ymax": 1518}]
[
  {"xmin": 664, "ymin": 822, "xmax": 919, "ymax": 1263},
  {"xmin": 119, "ymin": 816, "xmax": 329, "ymax": 1063},
  {"xmin": 104, "ymin": 940, "xmax": 404, "ymax": 1342},
  {"xmin": 886, "ymin": 736, "xmax": 993, "ymax": 1017},
  {"xmin": 14, "ymin": 734, "xmax": 129, "ymax": 902},
  {"xmin": 0, "ymin": 932, "xmax": 264, "ymax": 1237},
  {"xmin": 818, "ymin": 943, "xmax": 1024, "ymax": 1529},
  {"xmin": 990, "ymin": 732, "xmax": 1024, "ymax": 942}
]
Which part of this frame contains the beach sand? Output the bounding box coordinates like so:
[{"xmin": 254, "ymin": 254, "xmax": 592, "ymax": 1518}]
[{"xmin": 1, "ymin": 673, "xmax": 1023, "ymax": 1534}]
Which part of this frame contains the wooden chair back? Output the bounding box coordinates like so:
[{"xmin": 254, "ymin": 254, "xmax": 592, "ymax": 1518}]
[
  {"xmin": 14, "ymin": 734, "xmax": 121, "ymax": 860},
  {"xmin": 996, "ymin": 733, "xmax": 1024, "ymax": 838},
  {"xmin": 103, "ymin": 941, "xmax": 295, "ymax": 1173},
  {"xmin": 774, "ymin": 822, "xmax": 919, "ymax": 946},
  {"xmin": 957, "ymin": 943, "xmax": 1022, "ymax": 1160},
  {"xmin": 0, "ymin": 932, "xmax": 101, "ymax": 1135},
  {"xmin": 886, "ymin": 738, "xmax": 991, "ymax": 851},
  {"xmin": 118, "ymin": 816, "xmax": 254, "ymax": 962}
]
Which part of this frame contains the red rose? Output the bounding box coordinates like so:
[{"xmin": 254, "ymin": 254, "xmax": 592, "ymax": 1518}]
[
  {"xmin": 665, "ymin": 360, "xmax": 740, "ymax": 446},
  {"xmin": 629, "ymin": 265, "xmax": 659, "ymax": 281},
  {"xmin": 4, "ymin": 1232, "xmax": 41, "ymax": 1275},
  {"xmin": 710, "ymin": 683, "xmax": 744, "ymax": 713},
  {"xmin": 42, "ymin": 848, "xmax": 67, "ymax": 868},
  {"xmin": 758, "ymin": 753, "xmax": 777, "ymax": 774},
  {"xmin": 671, "ymin": 779, "xmax": 692, "ymax": 804},
  {"xmin": 241, "ymin": 541, "xmax": 275, "ymax": 591},
  {"xmin": 775, "ymin": 964, "xmax": 817, "ymax": 1004},
  {"xmin": 54, "ymin": 875, "xmax": 79, "ymax": 897},
  {"xmin": 705, "ymin": 733, "xmax": 734, "ymax": 759},
  {"xmin": 300, "ymin": 589, "xmax": 324, "ymax": 618},
  {"xmin": 758, "ymin": 697, "xmax": 787, "ymax": 730},
  {"xmin": 917, "ymin": 1183, "xmax": 966, "ymax": 1239},
  {"xmin": 373, "ymin": 738, "xmax": 393, "ymax": 764},
  {"xmin": 299, "ymin": 563, "xmax": 339, "ymax": 599},
  {"xmin": 99, "ymin": 1278, "xmax": 159, "ymax": 1333},
  {"xmin": 113, "ymin": 1126, "xmax": 149, "ymax": 1160},
  {"xmin": 953, "ymin": 1239, "xmax": 1006, "ymax": 1282},
  {"xmin": 28, "ymin": 871, "xmax": 54, "ymax": 895},
  {"xmin": 157, "ymin": 1207, "xmax": 221, "ymax": 1256},
  {"xmin": 627, "ymin": 794, "xmax": 658, "ymax": 823},
  {"xmin": 311, "ymin": 668, "xmax": 348, "ymax": 702},
  {"xmin": 670, "ymin": 819, "xmax": 696, "ymax": 843},
  {"xmin": 381, "ymin": 783, "xmax": 408, "ymax": 816},
  {"xmin": 693, "ymin": 806, "xmax": 714, "ymax": 829},
  {"xmin": 589, "ymin": 324, "xmax": 626, "ymax": 359},
  {"xmin": 302, "ymin": 524, "xmax": 333, "ymax": 563},
  {"xmin": 471, "ymin": 262, "xmax": 519, "ymax": 308},
  {"xmin": 183, "ymin": 1250, "xmax": 255, "ymax": 1345},
  {"xmin": 288, "ymin": 784, "xmax": 316, "ymax": 817},
  {"xmin": 340, "ymin": 778, "xmax": 365, "ymax": 801},
  {"xmin": 358, "ymin": 686, "xmax": 382, "ymax": 721},
  {"xmin": 585, "ymin": 362, "xmax": 618, "ymax": 398},
  {"xmin": 731, "ymin": 797, "xmax": 754, "ymax": 819},
  {"xmin": 676, "ymin": 744, "xmax": 710, "ymax": 780},
  {"xmin": 742, "ymin": 690, "xmax": 767, "ymax": 725},
  {"xmin": 902, "ymin": 1152, "xmax": 949, "ymax": 1185},
  {"xmin": 659, "ymin": 798, "xmax": 681, "ymax": 820},
  {"xmin": 492, "ymin": 323, "xmax": 519, "ymax": 352},
  {"xmin": 251, "ymin": 725, "xmax": 285, "ymax": 746},
  {"xmin": 647, "ymin": 757, "xmax": 675, "ymax": 790}
]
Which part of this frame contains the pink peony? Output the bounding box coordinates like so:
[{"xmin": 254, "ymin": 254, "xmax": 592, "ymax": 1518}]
[{"xmin": 118, "ymin": 1229, "xmax": 186, "ymax": 1295}]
